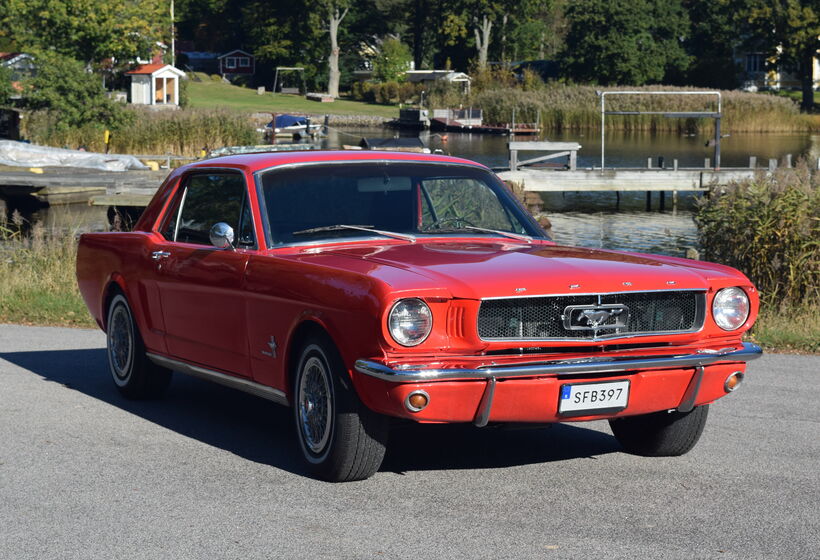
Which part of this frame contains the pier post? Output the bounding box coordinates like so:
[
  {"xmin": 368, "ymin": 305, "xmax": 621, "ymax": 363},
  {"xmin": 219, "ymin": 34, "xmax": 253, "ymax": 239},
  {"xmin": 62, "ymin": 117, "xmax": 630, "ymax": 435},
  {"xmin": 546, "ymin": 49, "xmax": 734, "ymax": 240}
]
[
  {"xmin": 647, "ymin": 157, "xmax": 652, "ymax": 169},
  {"xmin": 749, "ymin": 156, "xmax": 756, "ymax": 169},
  {"xmin": 769, "ymin": 158, "xmax": 777, "ymax": 171},
  {"xmin": 673, "ymin": 159, "xmax": 678, "ymax": 171},
  {"xmin": 785, "ymin": 154, "xmax": 792, "ymax": 168},
  {"xmin": 659, "ymin": 190, "xmax": 666, "ymax": 212},
  {"xmin": 673, "ymin": 190, "xmax": 679, "ymax": 214},
  {"xmin": 704, "ymin": 158, "xmax": 710, "ymax": 168},
  {"xmin": 645, "ymin": 191, "xmax": 652, "ymax": 211}
]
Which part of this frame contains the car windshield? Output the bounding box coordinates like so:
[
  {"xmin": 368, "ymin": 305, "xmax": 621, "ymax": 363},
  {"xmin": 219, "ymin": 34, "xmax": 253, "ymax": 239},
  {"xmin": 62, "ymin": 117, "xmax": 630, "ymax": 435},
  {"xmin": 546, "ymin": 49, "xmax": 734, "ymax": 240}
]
[{"xmin": 257, "ymin": 162, "xmax": 545, "ymax": 245}]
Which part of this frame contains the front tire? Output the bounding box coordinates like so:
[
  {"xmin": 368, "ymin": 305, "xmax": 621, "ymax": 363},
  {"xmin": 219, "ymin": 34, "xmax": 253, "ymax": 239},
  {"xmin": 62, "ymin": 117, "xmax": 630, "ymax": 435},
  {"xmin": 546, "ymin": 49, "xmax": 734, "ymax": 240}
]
[
  {"xmin": 293, "ymin": 335, "xmax": 388, "ymax": 482},
  {"xmin": 106, "ymin": 293, "xmax": 171, "ymax": 399},
  {"xmin": 609, "ymin": 404, "xmax": 709, "ymax": 456}
]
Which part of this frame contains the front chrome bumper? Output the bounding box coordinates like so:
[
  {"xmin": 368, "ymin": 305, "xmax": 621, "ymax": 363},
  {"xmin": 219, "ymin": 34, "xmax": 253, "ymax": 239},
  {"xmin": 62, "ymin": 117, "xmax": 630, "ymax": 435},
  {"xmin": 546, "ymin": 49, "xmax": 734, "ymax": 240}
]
[{"xmin": 354, "ymin": 342, "xmax": 763, "ymax": 427}]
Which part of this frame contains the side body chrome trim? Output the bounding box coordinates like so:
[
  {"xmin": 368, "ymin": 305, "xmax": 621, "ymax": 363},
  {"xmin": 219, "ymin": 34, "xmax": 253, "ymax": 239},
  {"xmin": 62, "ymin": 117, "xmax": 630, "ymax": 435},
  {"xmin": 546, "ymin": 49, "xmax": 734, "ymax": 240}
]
[
  {"xmin": 147, "ymin": 353, "xmax": 289, "ymax": 406},
  {"xmin": 354, "ymin": 342, "xmax": 763, "ymax": 383}
]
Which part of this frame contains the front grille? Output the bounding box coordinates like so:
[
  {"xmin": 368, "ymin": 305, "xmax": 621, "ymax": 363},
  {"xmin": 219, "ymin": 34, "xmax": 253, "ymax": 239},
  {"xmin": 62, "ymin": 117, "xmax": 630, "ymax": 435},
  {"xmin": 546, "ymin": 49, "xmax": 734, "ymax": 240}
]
[{"xmin": 477, "ymin": 291, "xmax": 705, "ymax": 340}]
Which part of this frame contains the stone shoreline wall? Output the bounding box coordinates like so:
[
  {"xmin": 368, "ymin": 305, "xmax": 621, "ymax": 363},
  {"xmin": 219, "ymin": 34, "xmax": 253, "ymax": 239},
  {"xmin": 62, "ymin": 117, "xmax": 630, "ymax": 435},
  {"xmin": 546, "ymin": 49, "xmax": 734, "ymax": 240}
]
[{"xmin": 249, "ymin": 112, "xmax": 390, "ymax": 128}]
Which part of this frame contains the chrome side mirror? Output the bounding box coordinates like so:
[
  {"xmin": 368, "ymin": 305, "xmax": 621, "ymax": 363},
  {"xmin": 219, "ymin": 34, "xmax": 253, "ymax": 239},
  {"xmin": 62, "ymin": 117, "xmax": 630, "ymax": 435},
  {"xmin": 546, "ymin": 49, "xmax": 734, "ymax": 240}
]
[{"xmin": 209, "ymin": 222, "xmax": 235, "ymax": 250}]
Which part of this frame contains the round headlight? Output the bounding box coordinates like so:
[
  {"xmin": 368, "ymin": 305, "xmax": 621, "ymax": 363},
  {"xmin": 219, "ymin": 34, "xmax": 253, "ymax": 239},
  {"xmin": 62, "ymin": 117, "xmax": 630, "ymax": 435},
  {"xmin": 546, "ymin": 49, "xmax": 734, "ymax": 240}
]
[
  {"xmin": 712, "ymin": 287, "xmax": 750, "ymax": 331},
  {"xmin": 388, "ymin": 298, "xmax": 433, "ymax": 347}
]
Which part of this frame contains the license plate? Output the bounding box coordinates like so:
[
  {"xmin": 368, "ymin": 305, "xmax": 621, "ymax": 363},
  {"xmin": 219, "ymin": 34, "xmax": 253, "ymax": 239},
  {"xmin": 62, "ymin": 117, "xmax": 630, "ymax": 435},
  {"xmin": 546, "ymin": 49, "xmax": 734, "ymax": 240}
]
[{"xmin": 558, "ymin": 380, "xmax": 630, "ymax": 416}]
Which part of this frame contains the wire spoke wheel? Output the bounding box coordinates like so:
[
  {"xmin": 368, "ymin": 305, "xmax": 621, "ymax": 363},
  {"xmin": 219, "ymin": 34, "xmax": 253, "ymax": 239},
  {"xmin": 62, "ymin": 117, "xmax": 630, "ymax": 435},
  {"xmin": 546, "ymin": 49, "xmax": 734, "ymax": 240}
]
[
  {"xmin": 293, "ymin": 336, "xmax": 389, "ymax": 482},
  {"xmin": 298, "ymin": 356, "xmax": 332, "ymax": 454},
  {"xmin": 108, "ymin": 301, "xmax": 135, "ymax": 385},
  {"xmin": 105, "ymin": 293, "xmax": 171, "ymax": 399}
]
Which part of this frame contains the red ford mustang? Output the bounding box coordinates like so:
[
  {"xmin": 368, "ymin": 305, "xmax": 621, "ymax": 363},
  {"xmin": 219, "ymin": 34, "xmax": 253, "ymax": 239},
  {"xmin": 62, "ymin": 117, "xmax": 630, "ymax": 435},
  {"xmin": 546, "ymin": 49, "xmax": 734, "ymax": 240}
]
[{"xmin": 76, "ymin": 151, "xmax": 761, "ymax": 481}]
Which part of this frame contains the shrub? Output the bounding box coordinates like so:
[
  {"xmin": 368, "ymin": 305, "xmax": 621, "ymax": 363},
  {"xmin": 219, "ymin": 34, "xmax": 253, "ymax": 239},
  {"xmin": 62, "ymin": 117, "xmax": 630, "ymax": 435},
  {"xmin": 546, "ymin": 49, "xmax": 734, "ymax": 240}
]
[
  {"xmin": 695, "ymin": 160, "xmax": 820, "ymax": 308},
  {"xmin": 372, "ymin": 38, "xmax": 412, "ymax": 83},
  {"xmin": 399, "ymin": 81, "xmax": 416, "ymax": 103},
  {"xmin": 384, "ymin": 81, "xmax": 400, "ymax": 103}
]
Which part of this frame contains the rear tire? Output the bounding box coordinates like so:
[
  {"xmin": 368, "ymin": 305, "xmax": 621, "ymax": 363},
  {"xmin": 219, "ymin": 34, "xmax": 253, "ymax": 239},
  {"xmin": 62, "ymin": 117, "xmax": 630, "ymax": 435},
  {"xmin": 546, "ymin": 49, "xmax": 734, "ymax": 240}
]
[
  {"xmin": 293, "ymin": 334, "xmax": 388, "ymax": 482},
  {"xmin": 609, "ymin": 404, "xmax": 709, "ymax": 456},
  {"xmin": 106, "ymin": 293, "xmax": 171, "ymax": 399}
]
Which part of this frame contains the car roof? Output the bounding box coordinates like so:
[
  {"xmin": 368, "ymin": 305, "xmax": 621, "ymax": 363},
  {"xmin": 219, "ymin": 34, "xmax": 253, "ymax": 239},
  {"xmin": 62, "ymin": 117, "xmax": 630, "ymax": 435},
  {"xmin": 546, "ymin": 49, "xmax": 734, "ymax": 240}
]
[{"xmin": 182, "ymin": 150, "xmax": 487, "ymax": 174}]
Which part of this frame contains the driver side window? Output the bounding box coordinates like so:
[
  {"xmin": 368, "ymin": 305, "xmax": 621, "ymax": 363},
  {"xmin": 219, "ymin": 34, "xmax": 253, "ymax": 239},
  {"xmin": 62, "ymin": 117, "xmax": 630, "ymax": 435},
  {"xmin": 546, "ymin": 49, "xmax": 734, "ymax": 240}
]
[{"xmin": 163, "ymin": 172, "xmax": 254, "ymax": 247}]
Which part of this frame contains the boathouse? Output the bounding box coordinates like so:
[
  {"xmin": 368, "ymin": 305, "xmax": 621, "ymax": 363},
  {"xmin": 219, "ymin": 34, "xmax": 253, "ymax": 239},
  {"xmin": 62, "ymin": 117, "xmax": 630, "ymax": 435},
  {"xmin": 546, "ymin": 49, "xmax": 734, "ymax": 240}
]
[{"xmin": 126, "ymin": 64, "xmax": 186, "ymax": 107}]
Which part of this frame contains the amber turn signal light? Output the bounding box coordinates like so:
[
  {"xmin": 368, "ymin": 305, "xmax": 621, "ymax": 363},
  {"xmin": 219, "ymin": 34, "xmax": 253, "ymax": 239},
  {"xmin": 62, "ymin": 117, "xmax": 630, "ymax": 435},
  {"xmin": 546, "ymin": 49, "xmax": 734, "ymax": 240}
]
[
  {"xmin": 724, "ymin": 371, "xmax": 744, "ymax": 392},
  {"xmin": 405, "ymin": 390, "xmax": 430, "ymax": 412}
]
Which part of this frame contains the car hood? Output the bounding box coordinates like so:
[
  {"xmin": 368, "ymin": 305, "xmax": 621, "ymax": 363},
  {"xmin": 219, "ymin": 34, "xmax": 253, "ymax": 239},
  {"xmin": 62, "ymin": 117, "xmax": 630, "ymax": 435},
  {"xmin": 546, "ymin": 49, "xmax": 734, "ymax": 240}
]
[{"xmin": 294, "ymin": 240, "xmax": 745, "ymax": 300}]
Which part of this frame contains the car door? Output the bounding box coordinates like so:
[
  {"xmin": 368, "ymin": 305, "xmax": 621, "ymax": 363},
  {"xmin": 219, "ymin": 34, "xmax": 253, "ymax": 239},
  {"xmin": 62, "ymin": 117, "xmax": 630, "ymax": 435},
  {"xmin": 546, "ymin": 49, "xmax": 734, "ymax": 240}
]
[{"xmin": 152, "ymin": 170, "xmax": 257, "ymax": 377}]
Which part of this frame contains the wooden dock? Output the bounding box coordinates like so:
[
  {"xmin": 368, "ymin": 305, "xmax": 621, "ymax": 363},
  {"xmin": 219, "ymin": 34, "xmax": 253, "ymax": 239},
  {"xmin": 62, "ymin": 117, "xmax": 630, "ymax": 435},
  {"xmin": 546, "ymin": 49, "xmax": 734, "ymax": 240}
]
[
  {"xmin": 0, "ymin": 167, "xmax": 169, "ymax": 207},
  {"xmin": 497, "ymin": 167, "xmax": 756, "ymax": 192}
]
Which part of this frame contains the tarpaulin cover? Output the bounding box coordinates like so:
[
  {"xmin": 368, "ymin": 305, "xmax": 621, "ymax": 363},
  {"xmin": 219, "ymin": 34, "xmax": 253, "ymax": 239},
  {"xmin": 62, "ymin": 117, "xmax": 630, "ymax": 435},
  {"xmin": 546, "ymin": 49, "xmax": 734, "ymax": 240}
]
[
  {"xmin": 0, "ymin": 140, "xmax": 148, "ymax": 172},
  {"xmin": 273, "ymin": 114, "xmax": 307, "ymax": 128}
]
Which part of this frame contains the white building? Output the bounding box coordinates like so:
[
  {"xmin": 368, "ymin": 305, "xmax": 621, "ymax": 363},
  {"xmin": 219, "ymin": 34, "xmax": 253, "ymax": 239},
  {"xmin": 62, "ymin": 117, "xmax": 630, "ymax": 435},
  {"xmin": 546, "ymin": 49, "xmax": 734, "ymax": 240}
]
[{"xmin": 126, "ymin": 64, "xmax": 186, "ymax": 106}]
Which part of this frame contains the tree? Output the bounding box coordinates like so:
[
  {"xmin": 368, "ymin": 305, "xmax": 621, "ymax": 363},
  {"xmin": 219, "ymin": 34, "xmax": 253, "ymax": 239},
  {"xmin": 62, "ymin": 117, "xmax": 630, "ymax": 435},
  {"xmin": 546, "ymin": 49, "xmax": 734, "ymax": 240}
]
[
  {"xmin": 561, "ymin": 0, "xmax": 690, "ymax": 85},
  {"xmin": 0, "ymin": 66, "xmax": 12, "ymax": 105},
  {"xmin": 746, "ymin": 0, "xmax": 820, "ymax": 111},
  {"xmin": 325, "ymin": 1, "xmax": 351, "ymax": 96},
  {"xmin": 21, "ymin": 50, "xmax": 131, "ymax": 130},
  {"xmin": 469, "ymin": 1, "xmax": 506, "ymax": 68},
  {"xmin": 373, "ymin": 38, "xmax": 413, "ymax": 82},
  {"xmin": 0, "ymin": 0, "xmax": 167, "ymax": 68},
  {"xmin": 679, "ymin": 0, "xmax": 750, "ymax": 89}
]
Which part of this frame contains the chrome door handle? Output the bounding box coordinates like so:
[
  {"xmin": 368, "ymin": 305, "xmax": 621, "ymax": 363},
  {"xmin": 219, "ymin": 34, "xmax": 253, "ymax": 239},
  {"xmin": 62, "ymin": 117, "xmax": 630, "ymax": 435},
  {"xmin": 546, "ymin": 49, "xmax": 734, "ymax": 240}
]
[{"xmin": 151, "ymin": 251, "xmax": 171, "ymax": 260}]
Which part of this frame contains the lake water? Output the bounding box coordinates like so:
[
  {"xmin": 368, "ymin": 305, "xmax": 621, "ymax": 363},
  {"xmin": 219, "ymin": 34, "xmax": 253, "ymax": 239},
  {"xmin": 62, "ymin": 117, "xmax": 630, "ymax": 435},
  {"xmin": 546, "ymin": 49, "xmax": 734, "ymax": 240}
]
[
  {"xmin": 319, "ymin": 128, "xmax": 818, "ymax": 256},
  {"xmin": 22, "ymin": 129, "xmax": 819, "ymax": 258}
]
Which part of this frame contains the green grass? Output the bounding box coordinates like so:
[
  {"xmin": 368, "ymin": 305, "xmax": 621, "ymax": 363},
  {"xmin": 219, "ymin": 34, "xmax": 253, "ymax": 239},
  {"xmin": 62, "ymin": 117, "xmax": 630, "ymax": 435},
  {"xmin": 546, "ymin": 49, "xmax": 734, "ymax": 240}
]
[
  {"xmin": 1, "ymin": 222, "xmax": 817, "ymax": 353},
  {"xmin": 187, "ymin": 77, "xmax": 399, "ymax": 118},
  {"xmin": 0, "ymin": 225, "xmax": 94, "ymax": 328},
  {"xmin": 750, "ymin": 306, "xmax": 820, "ymax": 354}
]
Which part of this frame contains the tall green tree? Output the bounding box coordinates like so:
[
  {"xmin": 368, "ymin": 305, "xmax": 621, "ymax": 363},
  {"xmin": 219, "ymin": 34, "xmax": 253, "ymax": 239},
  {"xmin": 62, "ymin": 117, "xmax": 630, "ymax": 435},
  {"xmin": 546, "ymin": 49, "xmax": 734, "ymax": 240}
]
[
  {"xmin": 679, "ymin": 0, "xmax": 749, "ymax": 89},
  {"xmin": 561, "ymin": 0, "xmax": 690, "ymax": 85},
  {"xmin": 0, "ymin": 0, "xmax": 167, "ymax": 67},
  {"xmin": 373, "ymin": 38, "xmax": 412, "ymax": 81},
  {"xmin": 0, "ymin": 66, "xmax": 12, "ymax": 105},
  {"xmin": 746, "ymin": 0, "xmax": 820, "ymax": 111},
  {"xmin": 21, "ymin": 50, "xmax": 130, "ymax": 130}
]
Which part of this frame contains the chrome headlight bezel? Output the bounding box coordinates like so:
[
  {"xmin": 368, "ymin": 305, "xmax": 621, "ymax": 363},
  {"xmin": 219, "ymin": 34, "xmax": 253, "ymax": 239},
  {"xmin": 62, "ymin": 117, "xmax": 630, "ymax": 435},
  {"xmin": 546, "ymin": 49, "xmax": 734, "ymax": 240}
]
[
  {"xmin": 712, "ymin": 287, "xmax": 750, "ymax": 331},
  {"xmin": 388, "ymin": 298, "xmax": 433, "ymax": 347}
]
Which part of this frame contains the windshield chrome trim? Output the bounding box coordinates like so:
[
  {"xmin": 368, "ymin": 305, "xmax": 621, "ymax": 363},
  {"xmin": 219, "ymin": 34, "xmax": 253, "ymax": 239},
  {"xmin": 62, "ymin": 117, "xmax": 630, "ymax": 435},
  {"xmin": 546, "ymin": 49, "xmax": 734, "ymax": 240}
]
[{"xmin": 253, "ymin": 159, "xmax": 549, "ymax": 248}]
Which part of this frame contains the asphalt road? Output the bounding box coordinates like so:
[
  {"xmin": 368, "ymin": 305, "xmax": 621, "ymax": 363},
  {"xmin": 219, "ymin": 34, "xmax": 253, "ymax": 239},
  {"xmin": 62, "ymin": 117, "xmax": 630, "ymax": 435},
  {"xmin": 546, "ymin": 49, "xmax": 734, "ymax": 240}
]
[{"xmin": 0, "ymin": 324, "xmax": 817, "ymax": 560}]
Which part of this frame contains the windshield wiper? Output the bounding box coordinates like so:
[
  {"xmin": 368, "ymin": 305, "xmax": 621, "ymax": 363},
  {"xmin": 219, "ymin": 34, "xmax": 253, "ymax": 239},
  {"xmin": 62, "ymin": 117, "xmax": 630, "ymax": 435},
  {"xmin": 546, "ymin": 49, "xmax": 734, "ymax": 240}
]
[
  {"xmin": 292, "ymin": 224, "xmax": 416, "ymax": 242},
  {"xmin": 423, "ymin": 225, "xmax": 532, "ymax": 243},
  {"xmin": 462, "ymin": 226, "xmax": 532, "ymax": 243}
]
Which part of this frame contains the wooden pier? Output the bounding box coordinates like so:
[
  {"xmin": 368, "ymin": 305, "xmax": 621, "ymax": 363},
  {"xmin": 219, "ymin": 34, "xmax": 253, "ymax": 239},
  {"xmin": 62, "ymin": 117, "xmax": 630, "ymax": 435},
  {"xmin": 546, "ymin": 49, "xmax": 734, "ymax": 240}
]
[
  {"xmin": 497, "ymin": 167, "xmax": 756, "ymax": 192},
  {"xmin": 498, "ymin": 141, "xmax": 771, "ymax": 194},
  {"xmin": 0, "ymin": 167, "xmax": 169, "ymax": 210}
]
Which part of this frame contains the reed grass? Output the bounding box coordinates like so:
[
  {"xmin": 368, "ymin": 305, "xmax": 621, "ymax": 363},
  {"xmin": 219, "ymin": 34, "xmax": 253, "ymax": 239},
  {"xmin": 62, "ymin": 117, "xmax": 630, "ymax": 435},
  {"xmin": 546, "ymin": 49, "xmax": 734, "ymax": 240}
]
[
  {"xmin": 0, "ymin": 211, "xmax": 815, "ymax": 352},
  {"xmin": 0, "ymin": 218, "xmax": 94, "ymax": 327},
  {"xmin": 750, "ymin": 305, "xmax": 820, "ymax": 353},
  {"xmin": 22, "ymin": 107, "xmax": 258, "ymax": 156},
  {"xmin": 696, "ymin": 161, "xmax": 820, "ymax": 308},
  {"xmin": 428, "ymin": 80, "xmax": 812, "ymax": 133}
]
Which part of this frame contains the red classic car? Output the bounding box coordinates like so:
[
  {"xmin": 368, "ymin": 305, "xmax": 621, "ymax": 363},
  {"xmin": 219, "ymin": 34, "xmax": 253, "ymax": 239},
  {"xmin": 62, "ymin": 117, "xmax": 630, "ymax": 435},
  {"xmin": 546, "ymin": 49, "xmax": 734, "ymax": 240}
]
[{"xmin": 76, "ymin": 151, "xmax": 762, "ymax": 481}]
